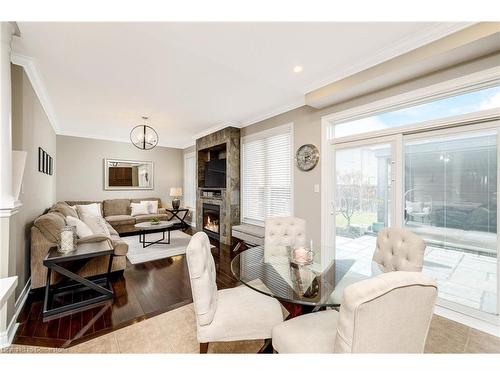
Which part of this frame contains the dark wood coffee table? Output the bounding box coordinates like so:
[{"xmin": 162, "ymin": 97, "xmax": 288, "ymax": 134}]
[{"xmin": 43, "ymin": 241, "xmax": 115, "ymax": 318}]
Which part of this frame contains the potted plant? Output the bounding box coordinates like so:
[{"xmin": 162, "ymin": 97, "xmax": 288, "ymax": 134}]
[{"xmin": 150, "ymin": 217, "xmax": 160, "ymax": 225}]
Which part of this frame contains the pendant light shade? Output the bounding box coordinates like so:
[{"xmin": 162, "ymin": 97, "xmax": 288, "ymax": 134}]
[{"xmin": 130, "ymin": 116, "xmax": 158, "ymax": 150}]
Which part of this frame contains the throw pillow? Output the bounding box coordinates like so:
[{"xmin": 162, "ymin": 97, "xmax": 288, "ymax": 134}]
[
  {"xmin": 66, "ymin": 216, "xmax": 94, "ymax": 238},
  {"xmin": 76, "ymin": 203, "xmax": 102, "ymax": 218},
  {"xmin": 141, "ymin": 200, "xmax": 159, "ymax": 214},
  {"xmin": 130, "ymin": 202, "xmax": 149, "ymax": 216},
  {"xmin": 80, "ymin": 214, "xmax": 111, "ymax": 237},
  {"xmin": 50, "ymin": 202, "xmax": 79, "ymax": 218}
]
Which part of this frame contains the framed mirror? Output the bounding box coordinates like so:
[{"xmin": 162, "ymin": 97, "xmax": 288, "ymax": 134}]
[{"xmin": 104, "ymin": 158, "xmax": 154, "ymax": 190}]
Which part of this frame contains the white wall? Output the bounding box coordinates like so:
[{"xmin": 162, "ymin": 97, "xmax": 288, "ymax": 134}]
[{"xmin": 56, "ymin": 135, "xmax": 183, "ymax": 207}]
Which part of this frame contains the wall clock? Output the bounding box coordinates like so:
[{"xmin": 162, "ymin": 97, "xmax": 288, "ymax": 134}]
[{"xmin": 295, "ymin": 144, "xmax": 319, "ymax": 171}]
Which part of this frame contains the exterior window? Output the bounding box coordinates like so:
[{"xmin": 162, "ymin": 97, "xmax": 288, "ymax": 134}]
[
  {"xmin": 328, "ymin": 80, "xmax": 500, "ymax": 318},
  {"xmin": 331, "ymin": 85, "xmax": 500, "ymax": 139},
  {"xmin": 241, "ymin": 124, "xmax": 292, "ymax": 225}
]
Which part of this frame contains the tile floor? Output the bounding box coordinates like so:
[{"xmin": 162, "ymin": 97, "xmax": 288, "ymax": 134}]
[
  {"xmin": 2, "ymin": 303, "xmax": 500, "ymax": 353},
  {"xmin": 2, "ymin": 304, "xmax": 262, "ymax": 354},
  {"xmin": 336, "ymin": 235, "xmax": 498, "ymax": 314}
]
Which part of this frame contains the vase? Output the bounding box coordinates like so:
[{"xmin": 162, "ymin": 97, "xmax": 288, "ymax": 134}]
[{"xmin": 59, "ymin": 226, "xmax": 77, "ymax": 254}]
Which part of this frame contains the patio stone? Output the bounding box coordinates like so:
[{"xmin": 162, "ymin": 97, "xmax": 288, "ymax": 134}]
[
  {"xmin": 481, "ymin": 291, "xmax": 498, "ymax": 315},
  {"xmin": 438, "ymin": 292, "xmax": 481, "ymax": 310},
  {"xmin": 336, "ymin": 234, "xmax": 497, "ymax": 315}
]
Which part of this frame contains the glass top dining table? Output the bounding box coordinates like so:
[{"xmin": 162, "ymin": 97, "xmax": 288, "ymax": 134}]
[{"xmin": 230, "ymin": 245, "xmax": 383, "ymax": 308}]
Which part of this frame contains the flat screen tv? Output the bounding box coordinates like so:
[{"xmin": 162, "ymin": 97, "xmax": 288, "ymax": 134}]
[{"xmin": 204, "ymin": 159, "xmax": 226, "ymax": 188}]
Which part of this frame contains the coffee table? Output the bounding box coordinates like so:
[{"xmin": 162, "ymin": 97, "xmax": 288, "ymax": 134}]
[{"xmin": 134, "ymin": 221, "xmax": 175, "ymax": 248}]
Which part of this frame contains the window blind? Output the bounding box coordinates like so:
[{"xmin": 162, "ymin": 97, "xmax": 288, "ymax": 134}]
[
  {"xmin": 241, "ymin": 125, "xmax": 292, "ymax": 225},
  {"xmin": 184, "ymin": 152, "xmax": 196, "ymax": 210}
]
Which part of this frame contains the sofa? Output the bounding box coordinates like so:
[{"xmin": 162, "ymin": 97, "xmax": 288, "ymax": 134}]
[
  {"xmin": 31, "ymin": 197, "xmax": 174, "ymax": 289},
  {"xmin": 67, "ymin": 198, "xmax": 174, "ymax": 234}
]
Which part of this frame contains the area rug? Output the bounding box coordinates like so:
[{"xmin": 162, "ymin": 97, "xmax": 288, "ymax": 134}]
[
  {"xmin": 123, "ymin": 230, "xmax": 194, "ymax": 264},
  {"xmin": 4, "ymin": 303, "xmax": 264, "ymax": 353}
]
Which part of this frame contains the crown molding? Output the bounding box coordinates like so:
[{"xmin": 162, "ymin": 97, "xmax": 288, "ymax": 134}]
[
  {"xmin": 57, "ymin": 129, "xmax": 186, "ymax": 149},
  {"xmin": 10, "ymin": 52, "xmax": 60, "ymax": 133},
  {"xmin": 240, "ymin": 97, "xmax": 305, "ymax": 128},
  {"xmin": 191, "ymin": 121, "xmax": 242, "ymax": 142},
  {"xmin": 304, "ymin": 22, "xmax": 476, "ymax": 95},
  {"xmin": 180, "ymin": 141, "xmax": 196, "ymax": 150}
]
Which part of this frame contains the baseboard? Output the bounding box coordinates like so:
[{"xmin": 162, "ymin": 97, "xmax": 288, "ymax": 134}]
[
  {"xmin": 434, "ymin": 305, "xmax": 500, "ymax": 337},
  {"xmin": 0, "ymin": 320, "xmax": 19, "ymax": 349},
  {"xmin": 15, "ymin": 277, "xmax": 31, "ymax": 315},
  {"xmin": 0, "ymin": 278, "xmax": 31, "ymax": 348}
]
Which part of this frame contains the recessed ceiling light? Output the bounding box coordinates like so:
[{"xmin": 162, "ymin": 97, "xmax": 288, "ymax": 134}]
[{"xmin": 293, "ymin": 66, "xmax": 303, "ymax": 73}]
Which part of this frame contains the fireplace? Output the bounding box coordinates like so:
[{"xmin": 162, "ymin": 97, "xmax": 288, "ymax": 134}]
[
  {"xmin": 196, "ymin": 126, "xmax": 240, "ymax": 245},
  {"xmin": 202, "ymin": 203, "xmax": 220, "ymax": 240}
]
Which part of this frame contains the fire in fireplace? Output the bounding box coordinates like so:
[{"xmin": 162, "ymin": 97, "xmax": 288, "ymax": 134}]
[{"xmin": 202, "ymin": 203, "xmax": 220, "ymax": 239}]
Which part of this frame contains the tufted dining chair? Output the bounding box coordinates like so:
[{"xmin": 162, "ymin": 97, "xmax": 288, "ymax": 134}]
[
  {"xmin": 372, "ymin": 227, "xmax": 426, "ymax": 272},
  {"xmin": 272, "ymin": 271, "xmax": 437, "ymax": 353},
  {"xmin": 186, "ymin": 232, "xmax": 284, "ymax": 353},
  {"xmin": 327, "ymin": 227, "xmax": 426, "ymax": 307},
  {"xmin": 264, "ymin": 217, "xmax": 306, "ymax": 260}
]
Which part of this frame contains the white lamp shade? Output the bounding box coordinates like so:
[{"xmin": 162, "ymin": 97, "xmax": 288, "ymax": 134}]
[{"xmin": 170, "ymin": 187, "xmax": 182, "ymax": 197}]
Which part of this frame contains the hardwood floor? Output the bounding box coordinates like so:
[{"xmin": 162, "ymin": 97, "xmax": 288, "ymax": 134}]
[{"xmin": 13, "ymin": 229, "xmax": 236, "ymax": 348}]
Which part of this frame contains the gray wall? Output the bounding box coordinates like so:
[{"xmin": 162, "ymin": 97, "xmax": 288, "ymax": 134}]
[
  {"xmin": 56, "ymin": 135, "xmax": 183, "ymax": 207},
  {"xmin": 10, "ymin": 64, "xmax": 57, "ymax": 300}
]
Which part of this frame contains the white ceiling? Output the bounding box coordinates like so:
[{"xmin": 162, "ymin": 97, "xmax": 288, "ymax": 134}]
[{"xmin": 13, "ymin": 22, "xmax": 471, "ymax": 148}]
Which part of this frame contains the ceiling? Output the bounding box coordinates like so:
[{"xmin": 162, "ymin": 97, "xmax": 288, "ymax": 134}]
[{"xmin": 13, "ymin": 22, "xmax": 471, "ymax": 148}]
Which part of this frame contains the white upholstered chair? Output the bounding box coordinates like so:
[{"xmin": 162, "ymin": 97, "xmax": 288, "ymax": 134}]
[
  {"xmin": 325, "ymin": 227, "xmax": 427, "ymax": 308},
  {"xmin": 186, "ymin": 232, "xmax": 284, "ymax": 353},
  {"xmin": 272, "ymin": 271, "xmax": 437, "ymax": 353},
  {"xmin": 264, "ymin": 217, "xmax": 306, "ymax": 260},
  {"xmin": 373, "ymin": 227, "xmax": 426, "ymax": 272}
]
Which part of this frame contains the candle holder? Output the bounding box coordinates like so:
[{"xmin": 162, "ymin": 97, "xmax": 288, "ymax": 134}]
[
  {"xmin": 58, "ymin": 225, "xmax": 77, "ymax": 254},
  {"xmin": 288, "ymin": 245, "xmax": 314, "ymax": 266}
]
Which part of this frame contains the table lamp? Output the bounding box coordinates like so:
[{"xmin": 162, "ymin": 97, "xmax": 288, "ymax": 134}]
[{"xmin": 169, "ymin": 187, "xmax": 182, "ymax": 209}]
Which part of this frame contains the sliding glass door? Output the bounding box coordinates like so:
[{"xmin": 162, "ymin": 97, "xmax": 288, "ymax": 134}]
[
  {"xmin": 328, "ymin": 123, "xmax": 499, "ymax": 319},
  {"xmin": 333, "ymin": 138, "xmax": 395, "ymax": 275},
  {"xmin": 404, "ymin": 127, "xmax": 498, "ymax": 315}
]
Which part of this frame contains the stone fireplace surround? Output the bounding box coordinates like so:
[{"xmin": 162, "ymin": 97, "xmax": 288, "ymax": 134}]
[{"xmin": 196, "ymin": 127, "xmax": 240, "ymax": 245}]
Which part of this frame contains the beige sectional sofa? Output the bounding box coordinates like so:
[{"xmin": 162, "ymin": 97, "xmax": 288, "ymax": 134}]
[
  {"xmin": 31, "ymin": 197, "xmax": 172, "ymax": 289},
  {"xmin": 96, "ymin": 198, "xmax": 172, "ymax": 234}
]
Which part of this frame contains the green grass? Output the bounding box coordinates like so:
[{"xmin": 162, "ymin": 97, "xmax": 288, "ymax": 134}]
[{"xmin": 335, "ymin": 212, "xmax": 377, "ymax": 227}]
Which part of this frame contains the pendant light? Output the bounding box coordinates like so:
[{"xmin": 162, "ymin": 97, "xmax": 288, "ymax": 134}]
[{"xmin": 130, "ymin": 116, "xmax": 159, "ymax": 150}]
